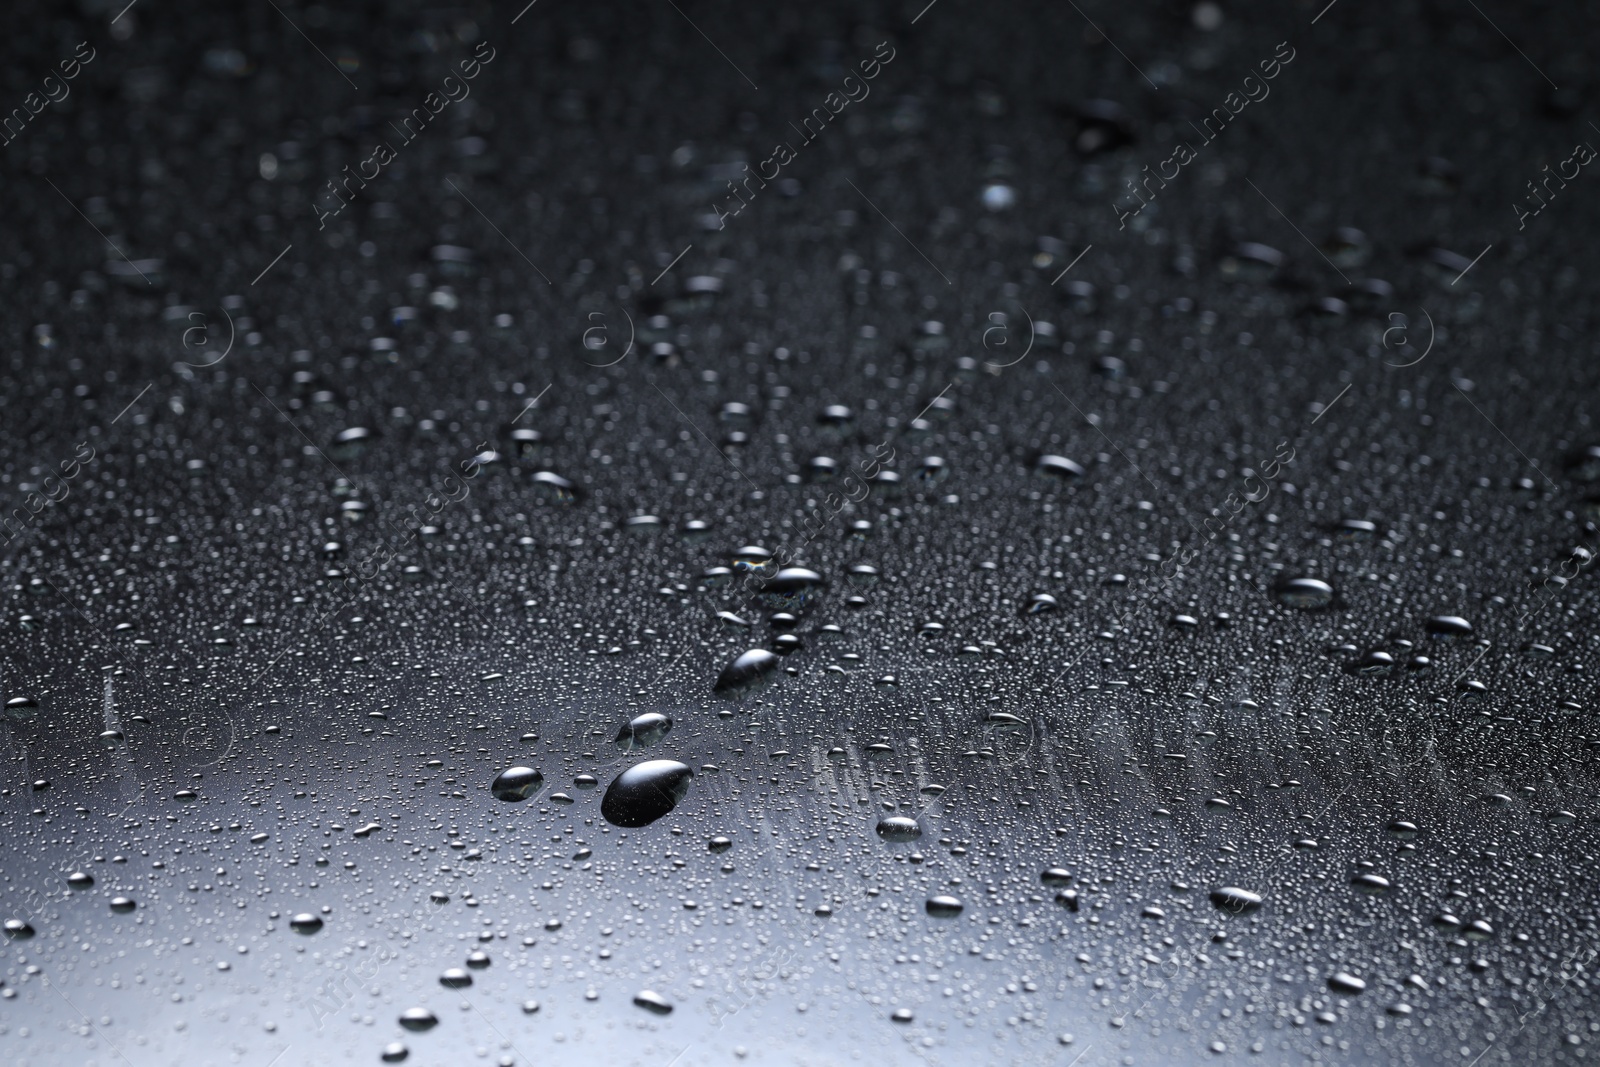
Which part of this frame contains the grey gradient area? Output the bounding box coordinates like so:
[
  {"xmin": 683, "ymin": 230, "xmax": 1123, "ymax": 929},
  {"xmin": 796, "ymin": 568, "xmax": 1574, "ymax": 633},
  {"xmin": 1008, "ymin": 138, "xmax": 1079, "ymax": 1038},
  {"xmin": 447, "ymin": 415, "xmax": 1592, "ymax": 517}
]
[{"xmin": 0, "ymin": 0, "xmax": 1597, "ymax": 1065}]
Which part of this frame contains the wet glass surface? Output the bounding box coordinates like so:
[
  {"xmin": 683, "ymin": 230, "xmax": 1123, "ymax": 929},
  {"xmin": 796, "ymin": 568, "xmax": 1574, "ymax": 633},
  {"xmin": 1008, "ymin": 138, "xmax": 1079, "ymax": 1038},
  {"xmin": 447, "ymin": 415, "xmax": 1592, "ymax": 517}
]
[{"xmin": 0, "ymin": 2, "xmax": 1597, "ymax": 1064}]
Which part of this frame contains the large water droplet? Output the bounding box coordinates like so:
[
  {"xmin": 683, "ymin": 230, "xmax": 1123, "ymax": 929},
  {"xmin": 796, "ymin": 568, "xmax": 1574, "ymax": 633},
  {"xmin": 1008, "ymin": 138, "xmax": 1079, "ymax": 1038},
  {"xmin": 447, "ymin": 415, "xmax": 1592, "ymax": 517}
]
[
  {"xmin": 615, "ymin": 712, "xmax": 672, "ymax": 751},
  {"xmin": 398, "ymin": 1008, "xmax": 437, "ymax": 1032},
  {"xmin": 713, "ymin": 648, "xmax": 780, "ymax": 697},
  {"xmin": 490, "ymin": 766, "xmax": 544, "ymax": 802},
  {"xmin": 4, "ymin": 696, "xmax": 39, "ymax": 722},
  {"xmin": 601, "ymin": 760, "xmax": 694, "ymax": 827}
]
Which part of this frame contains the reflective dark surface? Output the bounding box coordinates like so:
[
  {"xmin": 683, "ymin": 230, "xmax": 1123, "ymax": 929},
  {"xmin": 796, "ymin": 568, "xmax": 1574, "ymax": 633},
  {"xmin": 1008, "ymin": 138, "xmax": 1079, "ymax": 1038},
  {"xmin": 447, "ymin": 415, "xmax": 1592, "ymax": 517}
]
[{"xmin": 2, "ymin": 2, "xmax": 1598, "ymax": 1065}]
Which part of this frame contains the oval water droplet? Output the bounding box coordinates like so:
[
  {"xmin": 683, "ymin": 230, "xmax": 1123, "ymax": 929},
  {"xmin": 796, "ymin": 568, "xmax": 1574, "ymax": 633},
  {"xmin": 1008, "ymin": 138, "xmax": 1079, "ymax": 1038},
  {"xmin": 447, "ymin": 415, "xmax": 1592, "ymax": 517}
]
[
  {"xmin": 1425, "ymin": 615, "xmax": 1472, "ymax": 640},
  {"xmin": 398, "ymin": 1008, "xmax": 437, "ymax": 1032},
  {"xmin": 633, "ymin": 990, "xmax": 674, "ymax": 1014},
  {"xmin": 875, "ymin": 815, "xmax": 922, "ymax": 842},
  {"xmin": 1209, "ymin": 887, "xmax": 1263, "ymax": 913},
  {"xmin": 1328, "ymin": 972, "xmax": 1366, "ymax": 995},
  {"xmin": 601, "ymin": 760, "xmax": 694, "ymax": 828},
  {"xmin": 714, "ymin": 648, "xmax": 780, "ymax": 697},
  {"xmin": 615, "ymin": 712, "xmax": 672, "ymax": 751},
  {"xmin": 756, "ymin": 567, "xmax": 826, "ymax": 611},
  {"xmin": 1274, "ymin": 577, "xmax": 1334, "ymax": 610},
  {"xmin": 490, "ymin": 766, "xmax": 544, "ymax": 802}
]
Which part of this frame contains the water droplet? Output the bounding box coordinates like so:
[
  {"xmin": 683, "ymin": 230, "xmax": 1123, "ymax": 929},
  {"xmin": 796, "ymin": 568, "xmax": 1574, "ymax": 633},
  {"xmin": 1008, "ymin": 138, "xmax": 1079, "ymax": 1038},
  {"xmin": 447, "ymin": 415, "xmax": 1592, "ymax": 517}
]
[
  {"xmin": 4, "ymin": 919, "xmax": 35, "ymax": 940},
  {"xmin": 289, "ymin": 912, "xmax": 322, "ymax": 933},
  {"xmin": 732, "ymin": 545, "xmax": 775, "ymax": 572},
  {"xmin": 925, "ymin": 895, "xmax": 964, "ymax": 917},
  {"xmin": 714, "ymin": 648, "xmax": 780, "ymax": 697},
  {"xmin": 980, "ymin": 183, "xmax": 1016, "ymax": 211},
  {"xmin": 633, "ymin": 990, "xmax": 674, "ymax": 1014},
  {"xmin": 1328, "ymin": 972, "xmax": 1366, "ymax": 995},
  {"xmin": 1274, "ymin": 577, "xmax": 1334, "ymax": 610},
  {"xmin": 110, "ymin": 896, "xmax": 136, "ymax": 913},
  {"xmin": 530, "ymin": 470, "xmax": 582, "ymax": 503},
  {"xmin": 1024, "ymin": 593, "xmax": 1059, "ymax": 615},
  {"xmin": 891, "ymin": 1007, "xmax": 915, "ymax": 1023},
  {"xmin": 1334, "ymin": 518, "xmax": 1378, "ymax": 541},
  {"xmin": 67, "ymin": 872, "xmax": 93, "ymax": 889},
  {"xmin": 381, "ymin": 1042, "xmax": 409, "ymax": 1062},
  {"xmin": 756, "ymin": 567, "xmax": 826, "ymax": 611},
  {"xmin": 490, "ymin": 766, "xmax": 544, "ymax": 802},
  {"xmin": 615, "ymin": 712, "xmax": 672, "ymax": 751},
  {"xmin": 398, "ymin": 1008, "xmax": 437, "ymax": 1032},
  {"xmin": 1209, "ymin": 887, "xmax": 1263, "ymax": 913},
  {"xmin": 1219, "ymin": 242, "xmax": 1285, "ymax": 283},
  {"xmin": 3, "ymin": 696, "xmax": 39, "ymax": 722},
  {"xmin": 1425, "ymin": 615, "xmax": 1472, "ymax": 640},
  {"xmin": 601, "ymin": 760, "xmax": 694, "ymax": 827},
  {"xmin": 439, "ymin": 968, "xmax": 472, "ymax": 989},
  {"xmin": 817, "ymin": 405, "xmax": 854, "ymax": 433},
  {"xmin": 708, "ymin": 836, "xmax": 733, "ymax": 853},
  {"xmin": 1041, "ymin": 868, "xmax": 1072, "ymax": 887},
  {"xmin": 875, "ymin": 815, "xmax": 922, "ymax": 842},
  {"xmin": 1348, "ymin": 650, "xmax": 1395, "ymax": 676},
  {"xmin": 1351, "ymin": 873, "xmax": 1391, "ymax": 895},
  {"xmin": 329, "ymin": 426, "xmax": 373, "ymax": 460}
]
